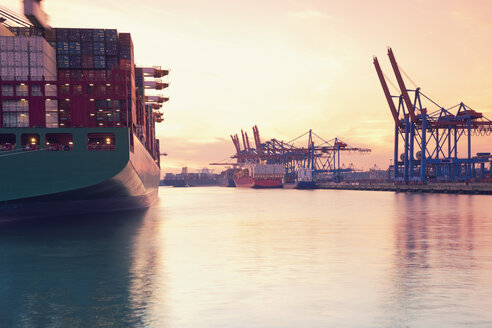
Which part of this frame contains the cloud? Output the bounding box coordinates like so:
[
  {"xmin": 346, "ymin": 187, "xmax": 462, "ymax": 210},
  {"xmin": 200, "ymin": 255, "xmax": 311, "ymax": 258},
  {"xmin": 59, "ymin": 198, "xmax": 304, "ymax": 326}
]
[{"xmin": 287, "ymin": 10, "xmax": 329, "ymax": 20}]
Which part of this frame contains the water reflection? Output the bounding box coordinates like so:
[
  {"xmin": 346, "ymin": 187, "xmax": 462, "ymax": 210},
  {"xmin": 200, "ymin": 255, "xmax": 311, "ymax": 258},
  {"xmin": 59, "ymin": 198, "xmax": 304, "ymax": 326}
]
[
  {"xmin": 2, "ymin": 189, "xmax": 492, "ymax": 327},
  {"xmin": 382, "ymin": 194, "xmax": 490, "ymax": 327},
  {"xmin": 128, "ymin": 210, "xmax": 167, "ymax": 326},
  {"xmin": 0, "ymin": 210, "xmax": 149, "ymax": 327}
]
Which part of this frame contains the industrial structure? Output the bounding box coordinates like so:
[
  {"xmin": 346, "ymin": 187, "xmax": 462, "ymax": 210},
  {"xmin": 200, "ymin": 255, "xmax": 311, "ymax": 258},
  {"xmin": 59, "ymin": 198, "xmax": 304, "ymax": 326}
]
[
  {"xmin": 374, "ymin": 48, "xmax": 492, "ymax": 184},
  {"xmin": 226, "ymin": 126, "xmax": 371, "ymax": 183}
]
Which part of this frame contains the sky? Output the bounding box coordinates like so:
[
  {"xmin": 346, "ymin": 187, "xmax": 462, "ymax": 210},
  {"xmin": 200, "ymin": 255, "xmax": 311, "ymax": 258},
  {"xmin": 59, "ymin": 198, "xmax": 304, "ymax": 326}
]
[{"xmin": 3, "ymin": 0, "xmax": 492, "ymax": 174}]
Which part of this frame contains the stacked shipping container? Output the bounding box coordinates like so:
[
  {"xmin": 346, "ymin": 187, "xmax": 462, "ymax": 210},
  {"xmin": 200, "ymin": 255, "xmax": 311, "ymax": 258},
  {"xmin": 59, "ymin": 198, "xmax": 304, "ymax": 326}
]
[
  {"xmin": 43, "ymin": 27, "xmax": 138, "ymax": 128},
  {"xmin": 0, "ymin": 35, "xmax": 56, "ymax": 127},
  {"xmin": 0, "ymin": 25, "xmax": 165, "ymax": 161}
]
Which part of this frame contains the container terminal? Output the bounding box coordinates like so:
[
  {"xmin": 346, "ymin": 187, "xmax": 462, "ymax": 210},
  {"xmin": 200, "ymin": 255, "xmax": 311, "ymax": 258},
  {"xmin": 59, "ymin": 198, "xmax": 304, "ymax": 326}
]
[
  {"xmin": 0, "ymin": 1, "xmax": 170, "ymax": 220},
  {"xmin": 214, "ymin": 48, "xmax": 492, "ymax": 194},
  {"xmin": 211, "ymin": 126, "xmax": 371, "ymax": 189}
]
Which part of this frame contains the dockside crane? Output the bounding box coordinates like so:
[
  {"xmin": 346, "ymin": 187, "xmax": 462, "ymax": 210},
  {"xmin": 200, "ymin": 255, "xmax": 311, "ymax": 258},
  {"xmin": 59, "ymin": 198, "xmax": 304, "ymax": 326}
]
[
  {"xmin": 374, "ymin": 47, "xmax": 492, "ymax": 183},
  {"xmin": 226, "ymin": 126, "xmax": 371, "ymax": 182}
]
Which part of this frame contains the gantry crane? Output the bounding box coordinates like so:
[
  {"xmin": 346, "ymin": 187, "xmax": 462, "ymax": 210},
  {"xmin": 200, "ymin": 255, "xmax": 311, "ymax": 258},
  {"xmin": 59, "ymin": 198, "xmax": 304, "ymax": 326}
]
[
  {"xmin": 225, "ymin": 126, "xmax": 370, "ymax": 182},
  {"xmin": 374, "ymin": 48, "xmax": 492, "ymax": 183}
]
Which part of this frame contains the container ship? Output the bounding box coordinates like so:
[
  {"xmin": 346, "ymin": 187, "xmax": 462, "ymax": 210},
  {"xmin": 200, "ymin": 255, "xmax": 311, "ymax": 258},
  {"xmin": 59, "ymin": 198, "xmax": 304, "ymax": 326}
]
[
  {"xmin": 0, "ymin": 1, "xmax": 169, "ymax": 220},
  {"xmin": 233, "ymin": 163, "xmax": 284, "ymax": 188},
  {"xmin": 161, "ymin": 168, "xmax": 225, "ymax": 187}
]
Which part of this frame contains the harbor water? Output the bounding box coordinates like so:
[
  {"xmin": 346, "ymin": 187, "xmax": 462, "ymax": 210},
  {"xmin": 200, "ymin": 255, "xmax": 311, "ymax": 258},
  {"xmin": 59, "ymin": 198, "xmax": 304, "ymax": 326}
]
[{"xmin": 1, "ymin": 187, "xmax": 492, "ymax": 327}]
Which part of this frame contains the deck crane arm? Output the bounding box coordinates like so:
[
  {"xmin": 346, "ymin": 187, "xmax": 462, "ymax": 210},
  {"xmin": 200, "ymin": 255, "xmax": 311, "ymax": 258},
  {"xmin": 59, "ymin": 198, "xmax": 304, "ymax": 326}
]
[
  {"xmin": 373, "ymin": 56, "xmax": 400, "ymax": 126},
  {"xmin": 387, "ymin": 48, "xmax": 417, "ymax": 123}
]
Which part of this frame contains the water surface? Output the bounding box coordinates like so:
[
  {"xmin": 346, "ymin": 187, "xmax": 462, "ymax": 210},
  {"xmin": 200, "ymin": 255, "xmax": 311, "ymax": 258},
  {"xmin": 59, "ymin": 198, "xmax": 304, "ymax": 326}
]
[{"xmin": 1, "ymin": 188, "xmax": 492, "ymax": 327}]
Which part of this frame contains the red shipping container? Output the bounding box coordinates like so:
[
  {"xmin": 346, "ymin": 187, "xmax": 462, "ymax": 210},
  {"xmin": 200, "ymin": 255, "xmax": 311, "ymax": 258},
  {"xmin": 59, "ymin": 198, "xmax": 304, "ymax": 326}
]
[
  {"xmin": 29, "ymin": 98, "xmax": 46, "ymax": 128},
  {"xmin": 82, "ymin": 55, "xmax": 94, "ymax": 68}
]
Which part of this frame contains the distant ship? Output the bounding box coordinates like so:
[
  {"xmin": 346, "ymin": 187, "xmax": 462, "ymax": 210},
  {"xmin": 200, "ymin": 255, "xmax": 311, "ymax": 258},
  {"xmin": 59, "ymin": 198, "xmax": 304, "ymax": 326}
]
[
  {"xmin": 0, "ymin": 1, "xmax": 169, "ymax": 220},
  {"xmin": 161, "ymin": 168, "xmax": 226, "ymax": 187},
  {"xmin": 282, "ymin": 168, "xmax": 317, "ymax": 189},
  {"xmin": 233, "ymin": 164, "xmax": 284, "ymax": 188}
]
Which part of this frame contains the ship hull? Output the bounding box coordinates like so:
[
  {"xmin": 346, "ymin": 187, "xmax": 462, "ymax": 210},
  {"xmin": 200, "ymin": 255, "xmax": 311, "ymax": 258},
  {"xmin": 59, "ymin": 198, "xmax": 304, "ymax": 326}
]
[
  {"xmin": 233, "ymin": 177, "xmax": 283, "ymax": 188},
  {"xmin": 0, "ymin": 127, "xmax": 159, "ymax": 222},
  {"xmin": 297, "ymin": 181, "xmax": 317, "ymax": 189},
  {"xmin": 233, "ymin": 176, "xmax": 255, "ymax": 188}
]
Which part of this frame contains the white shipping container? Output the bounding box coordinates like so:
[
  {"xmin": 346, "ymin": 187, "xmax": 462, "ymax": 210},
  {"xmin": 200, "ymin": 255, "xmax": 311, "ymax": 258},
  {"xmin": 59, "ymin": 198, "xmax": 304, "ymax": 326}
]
[
  {"xmin": 2, "ymin": 112, "xmax": 16, "ymax": 127},
  {"xmin": 29, "ymin": 37, "xmax": 43, "ymax": 52},
  {"xmin": 0, "ymin": 51, "xmax": 8, "ymax": 65},
  {"xmin": 15, "ymin": 67, "xmax": 25, "ymax": 79},
  {"xmin": 1, "ymin": 67, "xmax": 15, "ymax": 79},
  {"xmin": 46, "ymin": 111, "xmax": 59, "ymax": 128},
  {"xmin": 30, "ymin": 67, "xmax": 41, "ymax": 78},
  {"xmin": 21, "ymin": 67, "xmax": 29, "ymax": 77},
  {"xmin": 0, "ymin": 37, "xmax": 7, "ymax": 50},
  {"xmin": 45, "ymin": 100, "xmax": 58, "ymax": 111},
  {"xmin": 6, "ymin": 52, "xmax": 15, "ymax": 66},
  {"xmin": 45, "ymin": 85, "xmax": 57, "ymax": 96},
  {"xmin": 44, "ymin": 57, "xmax": 56, "ymax": 75},
  {"xmin": 17, "ymin": 113, "xmax": 29, "ymax": 127},
  {"xmin": 6, "ymin": 36, "xmax": 14, "ymax": 51},
  {"xmin": 0, "ymin": 36, "xmax": 14, "ymax": 51},
  {"xmin": 43, "ymin": 39, "xmax": 56, "ymax": 62},
  {"xmin": 29, "ymin": 52, "xmax": 43, "ymax": 67},
  {"xmin": 44, "ymin": 67, "xmax": 56, "ymax": 80},
  {"xmin": 13, "ymin": 37, "xmax": 28, "ymax": 51},
  {"xmin": 273, "ymin": 165, "xmax": 284, "ymax": 174},
  {"xmin": 14, "ymin": 52, "xmax": 28, "ymax": 67}
]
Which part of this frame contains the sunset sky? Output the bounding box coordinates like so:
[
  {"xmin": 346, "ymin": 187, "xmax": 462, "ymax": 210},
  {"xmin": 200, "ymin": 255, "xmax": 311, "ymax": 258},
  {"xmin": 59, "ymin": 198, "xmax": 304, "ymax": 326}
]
[{"xmin": 3, "ymin": 0, "xmax": 492, "ymax": 174}]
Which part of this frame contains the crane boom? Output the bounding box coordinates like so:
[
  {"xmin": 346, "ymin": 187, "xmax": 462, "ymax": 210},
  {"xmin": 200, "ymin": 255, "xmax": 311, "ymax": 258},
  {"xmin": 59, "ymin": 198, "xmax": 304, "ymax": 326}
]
[
  {"xmin": 241, "ymin": 130, "xmax": 247, "ymax": 151},
  {"xmin": 245, "ymin": 132, "xmax": 251, "ymax": 151},
  {"xmin": 253, "ymin": 125, "xmax": 263, "ymax": 154},
  {"xmin": 373, "ymin": 56, "xmax": 400, "ymax": 126},
  {"xmin": 230, "ymin": 134, "xmax": 241, "ymax": 155},
  {"xmin": 387, "ymin": 48, "xmax": 417, "ymax": 123}
]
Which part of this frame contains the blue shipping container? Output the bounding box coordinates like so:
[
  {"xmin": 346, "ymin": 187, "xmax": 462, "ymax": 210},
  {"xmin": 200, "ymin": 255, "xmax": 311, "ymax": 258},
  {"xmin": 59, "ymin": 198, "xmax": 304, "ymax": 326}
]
[
  {"xmin": 57, "ymin": 55, "xmax": 70, "ymax": 68},
  {"xmin": 81, "ymin": 42, "xmax": 94, "ymax": 55},
  {"xmin": 93, "ymin": 29, "xmax": 105, "ymax": 42},
  {"xmin": 56, "ymin": 28, "xmax": 69, "ymax": 41},
  {"xmin": 93, "ymin": 42, "xmax": 105, "ymax": 55},
  {"xmin": 69, "ymin": 42, "xmax": 81, "ymax": 55},
  {"xmin": 105, "ymin": 29, "xmax": 118, "ymax": 43},
  {"xmin": 106, "ymin": 56, "xmax": 119, "ymax": 70},
  {"xmin": 56, "ymin": 41, "xmax": 69, "ymax": 55},
  {"xmin": 68, "ymin": 29, "xmax": 81, "ymax": 41},
  {"xmin": 93, "ymin": 56, "xmax": 106, "ymax": 69},
  {"xmin": 69, "ymin": 55, "xmax": 82, "ymax": 68},
  {"xmin": 80, "ymin": 29, "xmax": 93, "ymax": 42},
  {"xmin": 105, "ymin": 42, "xmax": 118, "ymax": 56}
]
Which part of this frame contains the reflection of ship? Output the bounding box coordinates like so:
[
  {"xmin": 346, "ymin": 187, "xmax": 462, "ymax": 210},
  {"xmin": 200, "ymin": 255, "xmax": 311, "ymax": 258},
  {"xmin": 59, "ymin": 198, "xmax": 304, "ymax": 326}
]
[{"xmin": 233, "ymin": 164, "xmax": 283, "ymax": 188}]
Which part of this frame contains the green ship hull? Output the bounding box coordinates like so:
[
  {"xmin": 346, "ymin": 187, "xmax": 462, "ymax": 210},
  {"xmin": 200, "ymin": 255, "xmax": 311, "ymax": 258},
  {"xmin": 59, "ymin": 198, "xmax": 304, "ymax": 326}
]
[{"xmin": 0, "ymin": 127, "xmax": 160, "ymax": 221}]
